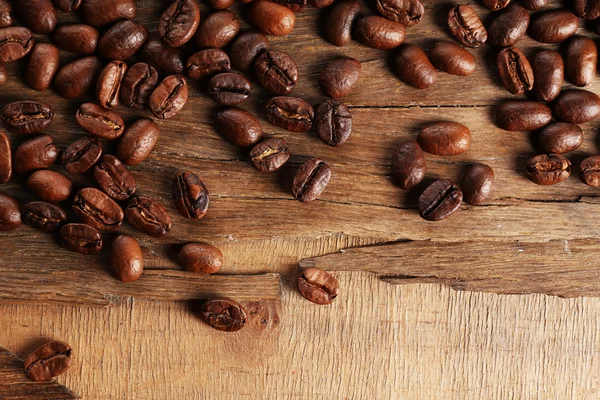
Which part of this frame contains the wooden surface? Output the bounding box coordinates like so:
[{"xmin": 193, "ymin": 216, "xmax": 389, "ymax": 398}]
[{"xmin": 1, "ymin": 0, "xmax": 600, "ymax": 398}]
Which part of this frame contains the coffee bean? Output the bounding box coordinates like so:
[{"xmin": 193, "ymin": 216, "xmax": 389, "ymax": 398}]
[
  {"xmin": 22, "ymin": 201, "xmax": 67, "ymax": 232},
  {"xmin": 208, "ymin": 73, "xmax": 251, "ymax": 106},
  {"xmin": 565, "ymin": 36, "xmax": 597, "ymax": 87},
  {"xmin": 14, "ymin": 135, "xmax": 58, "ymax": 174},
  {"xmin": 125, "ymin": 196, "xmax": 172, "ymax": 237},
  {"xmin": 496, "ymin": 101, "xmax": 552, "ymax": 131},
  {"xmin": 418, "ymin": 179, "xmax": 462, "ymax": 221},
  {"xmin": 158, "ymin": 0, "xmax": 200, "ymax": 47},
  {"xmin": 580, "ymin": 156, "xmax": 600, "ymax": 186},
  {"xmin": 116, "ymin": 118, "xmax": 160, "ymax": 165},
  {"xmin": 54, "ymin": 56, "xmax": 103, "ymax": 99},
  {"xmin": 298, "ymin": 267, "xmax": 339, "ymax": 305},
  {"xmin": 94, "ymin": 155, "xmax": 136, "ymax": 201},
  {"xmin": 120, "ymin": 62, "xmax": 159, "ymax": 109},
  {"xmin": 0, "ymin": 27, "xmax": 34, "ymax": 63},
  {"xmin": 319, "ymin": 57, "xmax": 361, "ymax": 98},
  {"xmin": 447, "ymin": 5, "xmax": 487, "ymax": 48},
  {"xmin": 526, "ymin": 154, "xmax": 571, "ymax": 185},
  {"xmin": 179, "ymin": 243, "xmax": 223, "ymax": 274},
  {"xmin": 355, "ymin": 16, "xmax": 406, "ymax": 49},
  {"xmin": 73, "ymin": 188, "xmax": 123, "ymax": 230},
  {"xmin": 26, "ymin": 43, "xmax": 60, "ymax": 91},
  {"xmin": 393, "ymin": 44, "xmax": 437, "ymax": 89},
  {"xmin": 150, "ymin": 75, "xmax": 188, "ymax": 119},
  {"xmin": 530, "ymin": 49, "xmax": 564, "ymax": 102},
  {"xmin": 96, "ymin": 61, "xmax": 127, "ymax": 109},
  {"xmin": 460, "ymin": 163, "xmax": 494, "ymax": 205},
  {"xmin": 315, "ymin": 100, "xmax": 352, "ymax": 147},
  {"xmin": 248, "ymin": 0, "xmax": 295, "ymax": 36},
  {"xmin": 98, "ymin": 20, "xmax": 147, "ymax": 61},
  {"xmin": 229, "ymin": 32, "xmax": 269, "ymax": 72},
  {"xmin": 15, "ymin": 0, "xmax": 57, "ymax": 34},
  {"xmin": 76, "ymin": 103, "xmax": 125, "ymax": 140},
  {"xmin": 249, "ymin": 138, "xmax": 290, "ymax": 172},
  {"xmin": 53, "ymin": 0, "xmax": 82, "ymax": 12},
  {"xmin": 487, "ymin": 3, "xmax": 530, "ymax": 47},
  {"xmin": 111, "ymin": 234, "xmax": 143, "ymax": 282},
  {"xmin": 574, "ymin": 0, "xmax": 600, "ymax": 20},
  {"xmin": 309, "ymin": 0, "xmax": 335, "ymax": 7},
  {"xmin": 53, "ymin": 24, "xmax": 99, "ymax": 54},
  {"xmin": 186, "ymin": 49, "xmax": 231, "ymax": 80},
  {"xmin": 172, "ymin": 171, "xmax": 209, "ymax": 219},
  {"xmin": 391, "ymin": 141, "xmax": 426, "ymax": 190},
  {"xmin": 142, "ymin": 36, "xmax": 185, "ymax": 74},
  {"xmin": 538, "ymin": 123, "xmax": 583, "ymax": 154},
  {"xmin": 529, "ymin": 10, "xmax": 579, "ymax": 43},
  {"xmin": 0, "ymin": 194, "xmax": 21, "ymax": 231},
  {"xmin": 59, "ymin": 223, "xmax": 102, "ymax": 255},
  {"xmin": 196, "ymin": 10, "xmax": 240, "ymax": 49},
  {"xmin": 27, "ymin": 170, "xmax": 72, "ymax": 202},
  {"xmin": 429, "ymin": 41, "xmax": 476, "ymax": 76},
  {"xmin": 0, "ymin": 0, "xmax": 12, "ymax": 28},
  {"xmin": 482, "ymin": 0, "xmax": 510, "ymax": 11},
  {"xmin": 265, "ymin": 96, "xmax": 314, "ymax": 133},
  {"xmin": 292, "ymin": 158, "xmax": 331, "ymax": 203},
  {"xmin": 81, "ymin": 0, "xmax": 136, "ymax": 27},
  {"xmin": 254, "ymin": 50, "xmax": 298, "ymax": 95},
  {"xmin": 1, "ymin": 101, "xmax": 53, "ymax": 134},
  {"xmin": 324, "ymin": 0, "xmax": 362, "ymax": 47},
  {"xmin": 497, "ymin": 46, "xmax": 534, "ymax": 95},
  {"xmin": 521, "ymin": 0, "xmax": 548, "ymax": 11},
  {"xmin": 553, "ymin": 89, "xmax": 600, "ymax": 124},
  {"xmin": 418, "ymin": 122, "xmax": 471, "ymax": 156},
  {"xmin": 376, "ymin": 0, "xmax": 423, "ymax": 26},
  {"xmin": 214, "ymin": 107, "xmax": 263, "ymax": 147},
  {"xmin": 207, "ymin": 0, "xmax": 234, "ymax": 9},
  {"xmin": 24, "ymin": 341, "xmax": 72, "ymax": 382},
  {"xmin": 0, "ymin": 131, "xmax": 10, "ymax": 183},
  {"xmin": 200, "ymin": 299, "xmax": 247, "ymax": 331},
  {"xmin": 62, "ymin": 138, "xmax": 102, "ymax": 174}
]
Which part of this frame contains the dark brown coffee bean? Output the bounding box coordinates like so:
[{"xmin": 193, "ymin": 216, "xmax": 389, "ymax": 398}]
[
  {"xmin": 158, "ymin": 0, "xmax": 200, "ymax": 47},
  {"xmin": 0, "ymin": 27, "xmax": 34, "ymax": 63},
  {"xmin": 27, "ymin": 170, "xmax": 72, "ymax": 202},
  {"xmin": 150, "ymin": 75, "xmax": 188, "ymax": 119},
  {"xmin": 487, "ymin": 3, "xmax": 530, "ymax": 47},
  {"xmin": 54, "ymin": 56, "xmax": 103, "ymax": 99},
  {"xmin": 376, "ymin": 0, "xmax": 423, "ymax": 26},
  {"xmin": 254, "ymin": 50, "xmax": 298, "ymax": 95},
  {"xmin": 81, "ymin": 0, "xmax": 136, "ymax": 27},
  {"xmin": 391, "ymin": 141, "xmax": 426, "ymax": 190},
  {"xmin": 482, "ymin": 0, "xmax": 510, "ymax": 11},
  {"xmin": 96, "ymin": 61, "xmax": 127, "ymax": 109},
  {"xmin": 529, "ymin": 10, "xmax": 579, "ymax": 43},
  {"xmin": 319, "ymin": 57, "xmax": 361, "ymax": 98},
  {"xmin": 172, "ymin": 171, "xmax": 209, "ymax": 219},
  {"xmin": 447, "ymin": 5, "xmax": 487, "ymax": 48},
  {"xmin": 565, "ymin": 36, "xmax": 597, "ymax": 87},
  {"xmin": 26, "ymin": 43, "xmax": 60, "ymax": 91},
  {"xmin": 249, "ymin": 138, "xmax": 290, "ymax": 172},
  {"xmin": 418, "ymin": 122, "xmax": 471, "ymax": 156},
  {"xmin": 497, "ymin": 46, "xmax": 534, "ymax": 95},
  {"xmin": 24, "ymin": 341, "xmax": 72, "ymax": 382},
  {"xmin": 13, "ymin": 135, "xmax": 58, "ymax": 174},
  {"xmin": 120, "ymin": 62, "xmax": 159, "ymax": 109},
  {"xmin": 207, "ymin": 0, "xmax": 234, "ymax": 9},
  {"xmin": 538, "ymin": 123, "xmax": 583, "ymax": 154},
  {"xmin": 520, "ymin": 0, "xmax": 548, "ymax": 11},
  {"xmin": 248, "ymin": 0, "xmax": 295, "ymax": 36},
  {"xmin": 22, "ymin": 201, "xmax": 66, "ymax": 232},
  {"xmin": 292, "ymin": 158, "xmax": 331, "ymax": 203},
  {"xmin": 324, "ymin": 0, "xmax": 362, "ymax": 47},
  {"xmin": 429, "ymin": 41, "xmax": 476, "ymax": 76},
  {"xmin": 116, "ymin": 119, "xmax": 160, "ymax": 165},
  {"xmin": 186, "ymin": 49, "xmax": 230, "ymax": 80},
  {"xmin": 75, "ymin": 103, "xmax": 124, "ymax": 140},
  {"xmin": 315, "ymin": 100, "xmax": 352, "ymax": 147},
  {"xmin": 418, "ymin": 179, "xmax": 462, "ymax": 221},
  {"xmin": 0, "ymin": 0, "xmax": 12, "ymax": 28},
  {"xmin": 53, "ymin": 0, "xmax": 82, "ymax": 12},
  {"xmin": 59, "ymin": 223, "xmax": 102, "ymax": 255},
  {"xmin": 265, "ymin": 97, "xmax": 313, "ymax": 133},
  {"xmin": 496, "ymin": 101, "xmax": 552, "ymax": 131},
  {"xmin": 460, "ymin": 163, "xmax": 494, "ymax": 205},
  {"xmin": 98, "ymin": 20, "xmax": 147, "ymax": 61},
  {"xmin": 580, "ymin": 155, "xmax": 600, "ymax": 186},
  {"xmin": 298, "ymin": 267, "xmax": 339, "ymax": 304},
  {"xmin": 179, "ymin": 243, "xmax": 223, "ymax": 274},
  {"xmin": 355, "ymin": 16, "xmax": 405, "ymax": 49},
  {"xmin": 208, "ymin": 73, "xmax": 251, "ymax": 106},
  {"xmin": 201, "ymin": 299, "xmax": 247, "ymax": 331},
  {"xmin": 0, "ymin": 194, "xmax": 21, "ymax": 231},
  {"xmin": 15, "ymin": 0, "xmax": 57, "ymax": 34},
  {"xmin": 53, "ymin": 24, "xmax": 99, "ymax": 54},
  {"xmin": 393, "ymin": 44, "xmax": 437, "ymax": 89},
  {"xmin": 526, "ymin": 154, "xmax": 571, "ymax": 185},
  {"xmin": 553, "ymin": 89, "xmax": 600, "ymax": 124},
  {"xmin": 111, "ymin": 234, "xmax": 144, "ymax": 282},
  {"xmin": 214, "ymin": 107, "xmax": 262, "ymax": 147},
  {"xmin": 530, "ymin": 49, "xmax": 564, "ymax": 102},
  {"xmin": 73, "ymin": 187, "xmax": 123, "ymax": 230},
  {"xmin": 94, "ymin": 155, "xmax": 136, "ymax": 201},
  {"xmin": 1, "ymin": 101, "xmax": 53, "ymax": 135},
  {"xmin": 125, "ymin": 196, "xmax": 172, "ymax": 237},
  {"xmin": 196, "ymin": 10, "xmax": 240, "ymax": 49},
  {"xmin": 229, "ymin": 32, "xmax": 270, "ymax": 72},
  {"xmin": 0, "ymin": 131, "xmax": 10, "ymax": 183},
  {"xmin": 142, "ymin": 36, "xmax": 185, "ymax": 75},
  {"xmin": 62, "ymin": 138, "xmax": 102, "ymax": 174},
  {"xmin": 575, "ymin": 0, "xmax": 600, "ymax": 19}
]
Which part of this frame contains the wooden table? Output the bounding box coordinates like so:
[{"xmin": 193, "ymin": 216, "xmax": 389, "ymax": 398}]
[{"xmin": 1, "ymin": 0, "xmax": 600, "ymax": 398}]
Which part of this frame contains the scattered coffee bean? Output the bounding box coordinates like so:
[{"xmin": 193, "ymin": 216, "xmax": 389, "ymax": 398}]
[
  {"xmin": 528, "ymin": 10, "xmax": 579, "ymax": 43},
  {"xmin": 0, "ymin": 131, "xmax": 10, "ymax": 183},
  {"xmin": 580, "ymin": 156, "xmax": 600, "ymax": 186},
  {"xmin": 229, "ymin": 32, "xmax": 270, "ymax": 72},
  {"xmin": 97, "ymin": 61, "xmax": 127, "ymax": 109},
  {"xmin": 265, "ymin": 96, "xmax": 314, "ymax": 133},
  {"xmin": 429, "ymin": 41, "xmax": 476, "ymax": 76},
  {"xmin": 254, "ymin": 50, "xmax": 298, "ymax": 95},
  {"xmin": 26, "ymin": 43, "xmax": 60, "ymax": 91},
  {"xmin": 73, "ymin": 187, "xmax": 124, "ymax": 230},
  {"xmin": 54, "ymin": 56, "xmax": 103, "ymax": 99},
  {"xmin": 319, "ymin": 57, "xmax": 361, "ymax": 98},
  {"xmin": 15, "ymin": 0, "xmax": 57, "ymax": 34},
  {"xmin": 315, "ymin": 100, "xmax": 352, "ymax": 147},
  {"xmin": 53, "ymin": 24, "xmax": 99, "ymax": 54},
  {"xmin": 76, "ymin": 103, "xmax": 125, "ymax": 140},
  {"xmin": 125, "ymin": 196, "xmax": 172, "ymax": 237},
  {"xmin": 487, "ymin": 3, "xmax": 530, "ymax": 47},
  {"xmin": 521, "ymin": 0, "xmax": 548, "ymax": 11},
  {"xmin": 0, "ymin": 0, "xmax": 12, "ymax": 28},
  {"xmin": 553, "ymin": 89, "xmax": 600, "ymax": 124},
  {"xmin": 98, "ymin": 20, "xmax": 147, "ymax": 61},
  {"xmin": 565, "ymin": 36, "xmax": 597, "ymax": 87},
  {"xmin": 324, "ymin": 0, "xmax": 362, "ymax": 47},
  {"xmin": 53, "ymin": 0, "xmax": 82, "ymax": 12},
  {"xmin": 249, "ymin": 138, "xmax": 290, "ymax": 172},
  {"xmin": 526, "ymin": 154, "xmax": 571, "ymax": 185},
  {"xmin": 575, "ymin": 0, "xmax": 600, "ymax": 19},
  {"xmin": 116, "ymin": 118, "xmax": 160, "ymax": 165},
  {"xmin": 376, "ymin": 0, "xmax": 423, "ymax": 26},
  {"xmin": 538, "ymin": 123, "xmax": 583, "ymax": 154},
  {"xmin": 393, "ymin": 44, "xmax": 437, "ymax": 89},
  {"xmin": 391, "ymin": 141, "xmax": 426, "ymax": 190},
  {"xmin": 418, "ymin": 122, "xmax": 471, "ymax": 156},
  {"xmin": 0, "ymin": 194, "xmax": 21, "ymax": 231},
  {"xmin": 355, "ymin": 16, "xmax": 406, "ymax": 49},
  {"xmin": 186, "ymin": 49, "xmax": 231, "ymax": 81},
  {"xmin": 22, "ymin": 201, "xmax": 67, "ymax": 232},
  {"xmin": 59, "ymin": 223, "xmax": 102, "ymax": 255},
  {"xmin": 298, "ymin": 267, "xmax": 339, "ymax": 305},
  {"xmin": 179, "ymin": 243, "xmax": 223, "ymax": 274},
  {"xmin": 208, "ymin": 73, "xmax": 251, "ymax": 106},
  {"xmin": 530, "ymin": 49, "xmax": 564, "ymax": 102},
  {"xmin": 482, "ymin": 0, "xmax": 510, "ymax": 11},
  {"xmin": 62, "ymin": 138, "xmax": 102, "ymax": 175},
  {"xmin": 27, "ymin": 170, "xmax": 72, "ymax": 202},
  {"xmin": 158, "ymin": 0, "xmax": 200, "ymax": 47},
  {"xmin": 93, "ymin": 155, "xmax": 136, "ymax": 201},
  {"xmin": 496, "ymin": 46, "xmax": 534, "ymax": 95},
  {"xmin": 447, "ymin": 5, "xmax": 487, "ymax": 48},
  {"xmin": 172, "ymin": 171, "xmax": 210, "ymax": 219},
  {"xmin": 150, "ymin": 75, "xmax": 188, "ymax": 119},
  {"xmin": 214, "ymin": 107, "xmax": 263, "ymax": 147},
  {"xmin": 248, "ymin": 0, "xmax": 295, "ymax": 36},
  {"xmin": 196, "ymin": 10, "xmax": 240, "ymax": 49},
  {"xmin": 496, "ymin": 101, "xmax": 552, "ymax": 131},
  {"xmin": 111, "ymin": 234, "xmax": 144, "ymax": 282},
  {"xmin": 292, "ymin": 158, "xmax": 331, "ymax": 203},
  {"xmin": 120, "ymin": 62, "xmax": 159, "ymax": 109},
  {"xmin": 200, "ymin": 299, "xmax": 247, "ymax": 331},
  {"xmin": 13, "ymin": 135, "xmax": 58, "ymax": 174},
  {"xmin": 81, "ymin": 0, "xmax": 136, "ymax": 27},
  {"xmin": 460, "ymin": 163, "xmax": 494, "ymax": 205},
  {"xmin": 1, "ymin": 101, "xmax": 53, "ymax": 135},
  {"xmin": 142, "ymin": 36, "xmax": 185, "ymax": 74},
  {"xmin": 24, "ymin": 341, "xmax": 72, "ymax": 382},
  {"xmin": 0, "ymin": 27, "xmax": 34, "ymax": 63},
  {"xmin": 418, "ymin": 179, "xmax": 462, "ymax": 221}
]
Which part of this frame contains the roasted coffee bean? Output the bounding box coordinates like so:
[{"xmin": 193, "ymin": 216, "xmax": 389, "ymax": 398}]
[
  {"xmin": 26, "ymin": 43, "xmax": 60, "ymax": 91},
  {"xmin": 565, "ymin": 36, "xmax": 597, "ymax": 87},
  {"xmin": 315, "ymin": 100, "xmax": 352, "ymax": 147},
  {"xmin": 73, "ymin": 187, "xmax": 123, "ymax": 230},
  {"xmin": 429, "ymin": 41, "xmax": 476, "ymax": 76},
  {"xmin": 529, "ymin": 10, "xmax": 579, "ymax": 43},
  {"xmin": 248, "ymin": 0, "xmax": 295, "ymax": 36},
  {"xmin": 309, "ymin": 0, "xmax": 335, "ymax": 7},
  {"xmin": 22, "ymin": 201, "xmax": 66, "ymax": 232},
  {"xmin": 265, "ymin": 97, "xmax": 313, "ymax": 133},
  {"xmin": 482, "ymin": 0, "xmax": 510, "ymax": 11},
  {"xmin": 142, "ymin": 36, "xmax": 184, "ymax": 74},
  {"xmin": 125, "ymin": 196, "xmax": 171, "ymax": 237},
  {"xmin": 27, "ymin": 170, "xmax": 72, "ymax": 202},
  {"xmin": 520, "ymin": 0, "xmax": 548, "ymax": 11},
  {"xmin": 53, "ymin": 0, "xmax": 82, "ymax": 12},
  {"xmin": 15, "ymin": 0, "xmax": 57, "ymax": 34},
  {"xmin": 497, "ymin": 46, "xmax": 534, "ymax": 95},
  {"xmin": 0, "ymin": 131, "xmax": 10, "ymax": 183},
  {"xmin": 24, "ymin": 341, "xmax": 72, "ymax": 382},
  {"xmin": 574, "ymin": 0, "xmax": 600, "ymax": 20},
  {"xmin": 487, "ymin": 3, "xmax": 530, "ymax": 47},
  {"xmin": 186, "ymin": 49, "xmax": 230, "ymax": 80},
  {"xmin": 0, "ymin": 27, "xmax": 34, "ymax": 63},
  {"xmin": 54, "ymin": 56, "xmax": 103, "ymax": 99},
  {"xmin": 120, "ymin": 62, "xmax": 159, "ymax": 109},
  {"xmin": 97, "ymin": 61, "xmax": 127, "ymax": 109},
  {"xmin": 62, "ymin": 138, "xmax": 102, "ymax": 175},
  {"xmin": 538, "ymin": 123, "xmax": 583, "ymax": 154},
  {"xmin": 0, "ymin": 194, "xmax": 21, "ymax": 231},
  {"xmin": 179, "ymin": 243, "xmax": 223, "ymax": 274},
  {"xmin": 580, "ymin": 156, "xmax": 600, "ymax": 186},
  {"xmin": 53, "ymin": 24, "xmax": 99, "ymax": 54},
  {"xmin": 319, "ymin": 57, "xmax": 361, "ymax": 98},
  {"xmin": 391, "ymin": 141, "xmax": 426, "ymax": 190},
  {"xmin": 150, "ymin": 75, "xmax": 188, "ymax": 119},
  {"xmin": 324, "ymin": 0, "xmax": 362, "ymax": 47},
  {"xmin": 418, "ymin": 179, "xmax": 462, "ymax": 221},
  {"xmin": 111, "ymin": 234, "xmax": 144, "ymax": 282},
  {"xmin": 229, "ymin": 32, "xmax": 270, "ymax": 72},
  {"xmin": 98, "ymin": 20, "xmax": 147, "ymax": 61},
  {"xmin": 249, "ymin": 138, "xmax": 290, "ymax": 172},
  {"xmin": 393, "ymin": 44, "xmax": 437, "ymax": 89},
  {"xmin": 94, "ymin": 155, "xmax": 136, "ymax": 201},
  {"xmin": 116, "ymin": 119, "xmax": 160, "ymax": 165},
  {"xmin": 13, "ymin": 135, "xmax": 58, "ymax": 174},
  {"xmin": 207, "ymin": 0, "xmax": 234, "ymax": 9},
  {"xmin": 292, "ymin": 158, "xmax": 331, "ymax": 203},
  {"xmin": 172, "ymin": 171, "xmax": 209, "ymax": 219},
  {"xmin": 158, "ymin": 0, "xmax": 200, "ymax": 47},
  {"xmin": 553, "ymin": 89, "xmax": 600, "ymax": 124},
  {"xmin": 298, "ymin": 267, "xmax": 339, "ymax": 305},
  {"xmin": 418, "ymin": 122, "xmax": 471, "ymax": 156},
  {"xmin": 355, "ymin": 16, "xmax": 405, "ymax": 49},
  {"xmin": 59, "ymin": 223, "xmax": 102, "ymax": 255},
  {"xmin": 201, "ymin": 299, "xmax": 247, "ymax": 331},
  {"xmin": 208, "ymin": 73, "xmax": 251, "ymax": 106},
  {"xmin": 496, "ymin": 101, "xmax": 552, "ymax": 131},
  {"xmin": 526, "ymin": 154, "xmax": 571, "ymax": 185},
  {"xmin": 75, "ymin": 103, "xmax": 125, "ymax": 140},
  {"xmin": 81, "ymin": 0, "xmax": 136, "ymax": 27},
  {"xmin": 1, "ymin": 101, "xmax": 53, "ymax": 134},
  {"xmin": 214, "ymin": 107, "xmax": 262, "ymax": 147},
  {"xmin": 530, "ymin": 50, "xmax": 564, "ymax": 102},
  {"xmin": 376, "ymin": 0, "xmax": 423, "ymax": 26},
  {"xmin": 447, "ymin": 5, "xmax": 487, "ymax": 48},
  {"xmin": 196, "ymin": 10, "xmax": 240, "ymax": 49},
  {"xmin": 254, "ymin": 50, "xmax": 298, "ymax": 95},
  {"xmin": 460, "ymin": 163, "xmax": 494, "ymax": 205},
  {"xmin": 0, "ymin": 0, "xmax": 12, "ymax": 28}
]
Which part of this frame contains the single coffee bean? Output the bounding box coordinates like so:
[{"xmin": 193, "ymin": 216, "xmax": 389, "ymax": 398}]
[
  {"xmin": 186, "ymin": 49, "xmax": 231, "ymax": 80},
  {"xmin": 460, "ymin": 163, "xmax": 494, "ymax": 205},
  {"xmin": 530, "ymin": 49, "xmax": 564, "ymax": 102},
  {"xmin": 179, "ymin": 243, "xmax": 223, "ymax": 274},
  {"xmin": 580, "ymin": 156, "xmax": 600, "ymax": 186},
  {"xmin": 249, "ymin": 138, "xmax": 290, "ymax": 172},
  {"xmin": 111, "ymin": 234, "xmax": 144, "ymax": 282},
  {"xmin": 496, "ymin": 46, "xmax": 534, "ymax": 95},
  {"xmin": 94, "ymin": 155, "xmax": 136, "ymax": 201},
  {"xmin": 0, "ymin": 131, "xmax": 10, "ymax": 183},
  {"xmin": 429, "ymin": 41, "xmax": 476, "ymax": 76},
  {"xmin": 208, "ymin": 73, "xmax": 251, "ymax": 106},
  {"xmin": 24, "ymin": 341, "xmax": 72, "ymax": 382},
  {"xmin": 298, "ymin": 267, "xmax": 339, "ymax": 305},
  {"xmin": 125, "ymin": 196, "xmax": 172, "ymax": 237},
  {"xmin": 393, "ymin": 44, "xmax": 437, "ymax": 89},
  {"xmin": 319, "ymin": 57, "xmax": 361, "ymax": 99},
  {"xmin": 265, "ymin": 97, "xmax": 314, "ymax": 133},
  {"xmin": 418, "ymin": 122, "xmax": 471, "ymax": 156},
  {"xmin": 254, "ymin": 50, "xmax": 298, "ymax": 95},
  {"xmin": 142, "ymin": 36, "xmax": 184, "ymax": 75},
  {"xmin": 520, "ymin": 0, "xmax": 548, "ymax": 11},
  {"xmin": 22, "ymin": 201, "xmax": 66, "ymax": 232},
  {"xmin": 53, "ymin": 0, "xmax": 82, "ymax": 12},
  {"xmin": 315, "ymin": 100, "xmax": 352, "ymax": 147},
  {"xmin": 26, "ymin": 43, "xmax": 60, "ymax": 91},
  {"xmin": 54, "ymin": 56, "xmax": 103, "ymax": 99},
  {"xmin": 73, "ymin": 188, "xmax": 123, "ymax": 230},
  {"xmin": 324, "ymin": 0, "xmax": 362, "ymax": 47},
  {"xmin": 96, "ymin": 61, "xmax": 127, "ymax": 109},
  {"xmin": 201, "ymin": 299, "xmax": 247, "ymax": 331},
  {"xmin": 528, "ymin": 10, "xmax": 579, "ymax": 43},
  {"xmin": 59, "ymin": 223, "xmax": 102, "ymax": 255},
  {"xmin": 538, "ymin": 123, "xmax": 583, "ymax": 154},
  {"xmin": 116, "ymin": 119, "xmax": 160, "ymax": 165},
  {"xmin": 496, "ymin": 101, "xmax": 552, "ymax": 131},
  {"xmin": 0, "ymin": 27, "xmax": 34, "ymax": 63},
  {"xmin": 27, "ymin": 170, "xmax": 72, "ymax": 202},
  {"xmin": 13, "ymin": 135, "xmax": 58, "ymax": 174},
  {"xmin": 62, "ymin": 138, "xmax": 102, "ymax": 174},
  {"xmin": 214, "ymin": 107, "xmax": 262, "ymax": 147},
  {"xmin": 53, "ymin": 24, "xmax": 99, "ymax": 54},
  {"xmin": 120, "ymin": 62, "xmax": 159, "ymax": 109},
  {"xmin": 482, "ymin": 0, "xmax": 510, "ymax": 11},
  {"xmin": 98, "ymin": 20, "xmax": 147, "ymax": 61},
  {"xmin": 150, "ymin": 75, "xmax": 188, "ymax": 119},
  {"xmin": 0, "ymin": 0, "xmax": 12, "ymax": 28},
  {"xmin": 15, "ymin": 0, "xmax": 57, "ymax": 34},
  {"xmin": 228, "ymin": 32, "xmax": 270, "ymax": 72},
  {"xmin": 292, "ymin": 158, "xmax": 331, "ymax": 203},
  {"xmin": 1, "ymin": 101, "xmax": 53, "ymax": 135},
  {"xmin": 195, "ymin": 10, "xmax": 240, "ymax": 49},
  {"xmin": 553, "ymin": 89, "xmax": 600, "ymax": 124},
  {"xmin": 526, "ymin": 154, "xmax": 571, "ymax": 185},
  {"xmin": 207, "ymin": 0, "xmax": 234, "ymax": 9},
  {"xmin": 418, "ymin": 179, "xmax": 462, "ymax": 221},
  {"xmin": 75, "ymin": 103, "xmax": 124, "ymax": 140},
  {"xmin": 81, "ymin": 0, "xmax": 136, "ymax": 27},
  {"xmin": 248, "ymin": 0, "xmax": 295, "ymax": 36},
  {"xmin": 565, "ymin": 36, "xmax": 597, "ymax": 87},
  {"xmin": 447, "ymin": 5, "xmax": 487, "ymax": 48},
  {"xmin": 0, "ymin": 194, "xmax": 21, "ymax": 231},
  {"xmin": 391, "ymin": 141, "xmax": 426, "ymax": 190},
  {"xmin": 172, "ymin": 171, "xmax": 209, "ymax": 219},
  {"xmin": 355, "ymin": 16, "xmax": 405, "ymax": 49},
  {"xmin": 158, "ymin": 0, "xmax": 200, "ymax": 47},
  {"xmin": 376, "ymin": 0, "xmax": 423, "ymax": 26},
  {"xmin": 574, "ymin": 0, "xmax": 600, "ymax": 20},
  {"xmin": 487, "ymin": 3, "xmax": 530, "ymax": 47}
]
